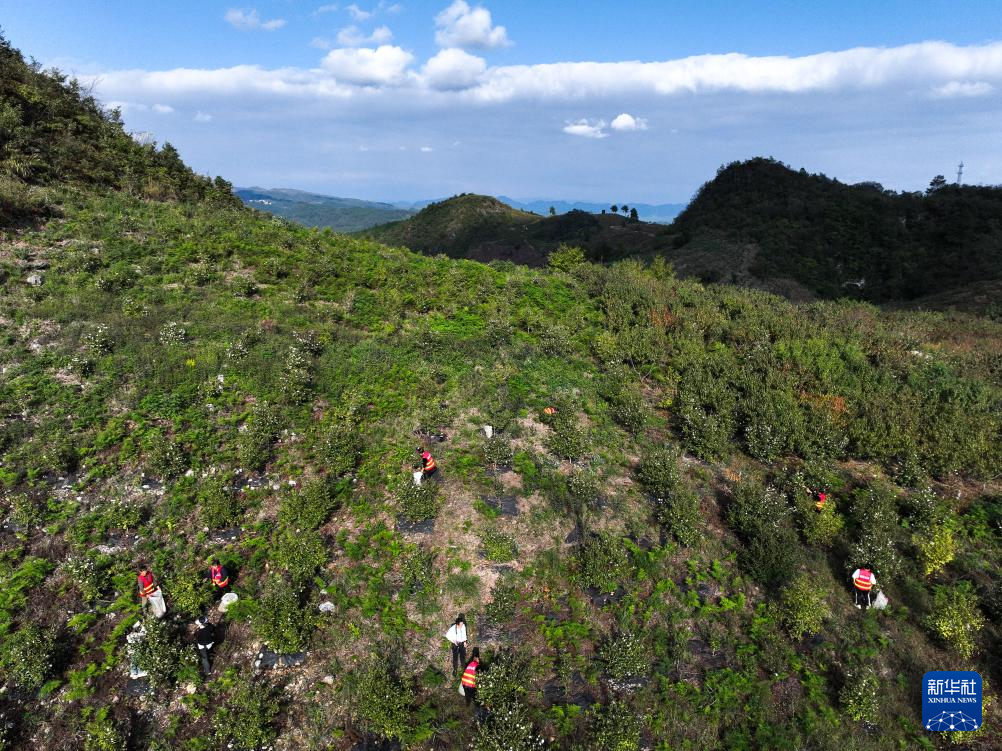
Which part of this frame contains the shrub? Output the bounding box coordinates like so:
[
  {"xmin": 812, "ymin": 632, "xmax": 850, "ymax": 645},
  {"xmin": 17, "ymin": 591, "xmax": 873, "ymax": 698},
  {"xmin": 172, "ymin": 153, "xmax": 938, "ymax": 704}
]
[
  {"xmin": 485, "ymin": 574, "xmax": 519, "ymax": 624},
  {"xmin": 599, "ymin": 631, "xmax": 647, "ymax": 680},
  {"xmin": 197, "ymin": 474, "xmax": 242, "ymax": 530},
  {"xmin": 164, "ymin": 567, "xmax": 213, "ymax": 619},
  {"xmin": 801, "ymin": 503, "xmax": 845, "ymax": 548},
  {"xmin": 397, "ymin": 481, "xmax": 440, "ymax": 523},
  {"xmin": 586, "ymin": 701, "xmax": 643, "ymax": 751},
  {"xmin": 213, "ymin": 676, "xmax": 280, "ymax": 751},
  {"xmin": 608, "ymin": 388, "xmax": 648, "ymax": 435},
  {"xmin": 131, "ymin": 616, "xmax": 189, "ymax": 690},
  {"xmin": 742, "ymin": 388, "xmax": 802, "ymax": 461},
  {"xmin": 145, "ymin": 430, "xmax": 186, "ymax": 480},
  {"xmin": 840, "ymin": 668, "xmax": 880, "ymax": 722},
  {"xmin": 546, "ymin": 413, "xmax": 589, "ymax": 460},
  {"xmin": 727, "ymin": 480, "xmax": 791, "ymax": 541},
  {"xmin": 848, "ymin": 485, "xmax": 903, "ymax": 578},
  {"xmin": 913, "ymin": 524, "xmax": 955, "ymax": 577},
  {"xmin": 83, "ymin": 324, "xmax": 113, "ymax": 356},
  {"xmin": 157, "ymin": 321, "xmax": 187, "ymax": 346},
  {"xmin": 271, "ymin": 527, "xmax": 328, "ymax": 584},
  {"xmin": 483, "ymin": 436, "xmax": 514, "ymax": 471},
  {"xmin": 63, "ymin": 554, "xmax": 111, "ymax": 603},
  {"xmin": 477, "ymin": 650, "xmax": 532, "ymax": 710},
  {"xmin": 252, "ymin": 576, "xmax": 315, "ymax": 653},
  {"xmin": 479, "ymin": 528, "xmax": 518, "ymax": 563},
  {"xmin": 350, "ymin": 661, "xmax": 414, "ymax": 743},
  {"xmin": 237, "ymin": 403, "xmax": 282, "ymax": 471},
  {"xmin": 925, "ymin": 583, "xmax": 985, "ymax": 659},
  {"xmin": 313, "ymin": 417, "xmax": 362, "ymax": 477},
  {"xmin": 778, "ymin": 575, "xmax": 830, "ymax": 637},
  {"xmin": 83, "ymin": 707, "xmax": 126, "ymax": 751},
  {"xmin": 473, "ymin": 701, "xmax": 545, "ymax": 751},
  {"xmin": 658, "ymin": 486, "xmax": 701, "ymax": 548},
  {"xmin": 548, "ymin": 243, "xmax": 586, "ymax": 272},
  {"xmin": 0, "ymin": 625, "xmax": 56, "ymax": 690},
  {"xmin": 566, "ymin": 469, "xmax": 601, "ymax": 512},
  {"xmin": 280, "ymin": 477, "xmax": 345, "ymax": 531},
  {"xmin": 636, "ymin": 444, "xmax": 682, "ymax": 497},
  {"xmin": 579, "ymin": 533, "xmax": 630, "ymax": 593}
]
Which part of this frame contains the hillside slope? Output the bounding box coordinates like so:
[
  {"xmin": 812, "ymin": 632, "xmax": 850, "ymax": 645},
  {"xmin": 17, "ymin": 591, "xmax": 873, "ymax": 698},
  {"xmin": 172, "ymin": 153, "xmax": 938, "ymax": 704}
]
[
  {"xmin": 362, "ymin": 193, "xmax": 673, "ymax": 265},
  {"xmin": 236, "ymin": 187, "xmax": 415, "ymax": 232},
  {"xmin": 1, "ymin": 36, "xmax": 1001, "ymax": 751}
]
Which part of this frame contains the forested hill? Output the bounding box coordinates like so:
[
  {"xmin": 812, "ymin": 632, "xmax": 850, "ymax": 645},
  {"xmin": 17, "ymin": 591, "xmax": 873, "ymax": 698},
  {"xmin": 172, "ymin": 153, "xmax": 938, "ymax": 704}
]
[
  {"xmin": 0, "ymin": 31, "xmax": 237, "ymax": 223},
  {"xmin": 673, "ymin": 158, "xmax": 1002, "ymax": 303}
]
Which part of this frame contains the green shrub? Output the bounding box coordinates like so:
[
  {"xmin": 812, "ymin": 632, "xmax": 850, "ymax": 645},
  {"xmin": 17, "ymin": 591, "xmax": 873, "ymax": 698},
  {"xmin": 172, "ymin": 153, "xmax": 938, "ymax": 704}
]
[
  {"xmin": 213, "ymin": 676, "xmax": 280, "ymax": 751},
  {"xmin": 925, "ymin": 583, "xmax": 985, "ymax": 659},
  {"xmin": 131, "ymin": 616, "xmax": 189, "ymax": 690},
  {"xmin": 271, "ymin": 527, "xmax": 328, "ymax": 584},
  {"xmin": 397, "ymin": 481, "xmax": 440, "ymax": 523},
  {"xmin": 586, "ymin": 700, "xmax": 642, "ymax": 751},
  {"xmin": 279, "ymin": 477, "xmax": 345, "ymax": 530},
  {"xmin": 913, "ymin": 524, "xmax": 955, "ymax": 577},
  {"xmin": 546, "ymin": 414, "xmax": 589, "ymax": 460},
  {"xmin": 251, "ymin": 576, "xmax": 315, "ymax": 653},
  {"xmin": 474, "ymin": 701, "xmax": 545, "ymax": 751},
  {"xmin": 350, "ymin": 661, "xmax": 415, "ymax": 743},
  {"xmin": 637, "ymin": 444, "xmax": 682, "ymax": 497},
  {"xmin": 237, "ymin": 403, "xmax": 282, "ymax": 471},
  {"xmin": 8, "ymin": 493, "xmax": 43, "ymax": 533},
  {"xmin": 579, "ymin": 533, "xmax": 630, "ymax": 593},
  {"xmin": 608, "ymin": 388, "xmax": 648, "ymax": 435},
  {"xmin": 548, "ymin": 243, "xmax": 586, "ymax": 272},
  {"xmin": 83, "ymin": 707, "xmax": 126, "ymax": 751},
  {"xmin": 599, "ymin": 631, "xmax": 647, "ymax": 680},
  {"xmin": 164, "ymin": 567, "xmax": 213, "ymax": 619},
  {"xmin": 848, "ymin": 485, "xmax": 903, "ymax": 578},
  {"xmin": 313, "ymin": 417, "xmax": 362, "ymax": 477},
  {"xmin": 63, "ymin": 554, "xmax": 111, "ymax": 603},
  {"xmin": 778, "ymin": 575, "xmax": 830, "ymax": 637},
  {"xmin": 840, "ymin": 668, "xmax": 880, "ymax": 722},
  {"xmin": 197, "ymin": 474, "xmax": 242, "ymax": 530},
  {"xmin": 145, "ymin": 430, "xmax": 186, "ymax": 480},
  {"xmin": 801, "ymin": 503, "xmax": 845, "ymax": 548},
  {"xmin": 566, "ymin": 469, "xmax": 601, "ymax": 512},
  {"xmin": 483, "ymin": 436, "xmax": 514, "ymax": 470},
  {"xmin": 0, "ymin": 625, "xmax": 56, "ymax": 690},
  {"xmin": 479, "ymin": 528, "xmax": 518, "ymax": 563},
  {"xmin": 485, "ymin": 574, "xmax": 519, "ymax": 623},
  {"xmin": 477, "ymin": 649, "xmax": 532, "ymax": 710},
  {"xmin": 727, "ymin": 480, "xmax": 791, "ymax": 541},
  {"xmin": 742, "ymin": 388, "xmax": 802, "ymax": 461}
]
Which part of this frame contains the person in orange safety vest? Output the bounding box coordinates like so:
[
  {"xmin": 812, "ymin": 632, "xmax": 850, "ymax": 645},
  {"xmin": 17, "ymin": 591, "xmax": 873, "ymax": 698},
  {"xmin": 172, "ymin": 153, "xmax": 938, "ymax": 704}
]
[
  {"xmin": 814, "ymin": 491, "xmax": 828, "ymax": 511},
  {"xmin": 461, "ymin": 647, "xmax": 480, "ymax": 708},
  {"xmin": 137, "ymin": 563, "xmax": 167, "ymax": 618},
  {"xmin": 418, "ymin": 448, "xmax": 438, "ymax": 479},
  {"xmin": 209, "ymin": 558, "xmax": 230, "ymax": 595},
  {"xmin": 851, "ymin": 567, "xmax": 876, "ymax": 609}
]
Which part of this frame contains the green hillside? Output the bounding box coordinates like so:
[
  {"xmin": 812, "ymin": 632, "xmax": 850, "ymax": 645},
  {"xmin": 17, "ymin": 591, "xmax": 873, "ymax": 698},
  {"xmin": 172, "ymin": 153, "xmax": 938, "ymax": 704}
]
[
  {"xmin": 236, "ymin": 187, "xmax": 415, "ymax": 232},
  {"xmin": 673, "ymin": 157, "xmax": 1002, "ymax": 303},
  {"xmin": 2, "ymin": 36, "xmax": 1001, "ymax": 751}
]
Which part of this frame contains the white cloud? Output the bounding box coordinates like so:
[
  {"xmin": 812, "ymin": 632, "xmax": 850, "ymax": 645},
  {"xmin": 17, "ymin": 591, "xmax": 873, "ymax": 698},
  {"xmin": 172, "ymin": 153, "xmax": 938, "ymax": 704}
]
[
  {"xmin": 434, "ymin": 1, "xmax": 510, "ymax": 50},
  {"xmin": 336, "ymin": 25, "xmax": 393, "ymax": 47},
  {"xmin": 420, "ymin": 48, "xmax": 487, "ymax": 90},
  {"xmin": 346, "ymin": 3, "xmax": 372, "ymax": 21},
  {"xmin": 315, "ymin": 3, "xmax": 339, "ymax": 13},
  {"xmin": 610, "ymin": 113, "xmax": 647, "ymax": 131},
  {"xmin": 321, "ymin": 45, "xmax": 414, "ymax": 86},
  {"xmin": 151, "ymin": 103, "xmax": 175, "ymax": 114},
  {"xmin": 310, "ymin": 37, "xmax": 332, "ymax": 50},
  {"xmin": 420, "ymin": 145, "xmax": 434, "ymax": 152},
  {"xmin": 930, "ymin": 80, "xmax": 994, "ymax": 98},
  {"xmin": 194, "ymin": 111, "xmax": 213, "ymax": 122},
  {"xmin": 384, "ymin": 3, "xmax": 404, "ymax": 14},
  {"xmin": 224, "ymin": 8, "xmax": 287, "ymax": 31},
  {"xmin": 563, "ymin": 118, "xmax": 607, "ymax": 139}
]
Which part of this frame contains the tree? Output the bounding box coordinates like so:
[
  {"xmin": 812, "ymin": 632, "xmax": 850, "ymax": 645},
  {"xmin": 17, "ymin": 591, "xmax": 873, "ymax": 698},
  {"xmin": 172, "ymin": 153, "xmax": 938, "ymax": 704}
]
[
  {"xmin": 548, "ymin": 243, "xmax": 586, "ymax": 272},
  {"xmin": 548, "ymin": 205, "xmax": 556, "ymax": 216},
  {"xmin": 926, "ymin": 175, "xmax": 947, "ymax": 194},
  {"xmin": 621, "ymin": 204, "xmax": 629, "ymax": 214},
  {"xmin": 629, "ymin": 207, "xmax": 638, "ymax": 221},
  {"xmin": 610, "ymin": 204, "xmax": 618, "ymax": 214}
]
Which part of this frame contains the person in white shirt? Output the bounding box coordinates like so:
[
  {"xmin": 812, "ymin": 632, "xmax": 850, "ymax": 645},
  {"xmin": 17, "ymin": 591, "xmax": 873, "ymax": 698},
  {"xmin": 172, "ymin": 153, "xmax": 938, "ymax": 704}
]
[{"xmin": 445, "ymin": 613, "xmax": 468, "ymax": 676}]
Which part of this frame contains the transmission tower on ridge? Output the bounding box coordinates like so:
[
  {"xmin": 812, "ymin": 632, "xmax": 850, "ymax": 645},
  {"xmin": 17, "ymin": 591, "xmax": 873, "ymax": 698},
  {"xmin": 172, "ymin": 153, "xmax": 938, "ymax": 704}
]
[{"xmin": 956, "ymin": 162, "xmax": 964, "ymax": 185}]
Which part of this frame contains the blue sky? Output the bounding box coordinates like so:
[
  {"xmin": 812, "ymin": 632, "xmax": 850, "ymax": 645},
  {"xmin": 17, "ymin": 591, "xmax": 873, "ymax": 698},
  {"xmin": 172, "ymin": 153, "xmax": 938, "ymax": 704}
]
[{"xmin": 2, "ymin": 1, "xmax": 1001, "ymax": 201}]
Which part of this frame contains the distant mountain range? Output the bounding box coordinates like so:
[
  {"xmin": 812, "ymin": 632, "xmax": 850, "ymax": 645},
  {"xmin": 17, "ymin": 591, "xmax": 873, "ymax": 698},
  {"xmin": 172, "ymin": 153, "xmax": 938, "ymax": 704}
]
[{"xmin": 237, "ymin": 187, "xmax": 685, "ymax": 232}]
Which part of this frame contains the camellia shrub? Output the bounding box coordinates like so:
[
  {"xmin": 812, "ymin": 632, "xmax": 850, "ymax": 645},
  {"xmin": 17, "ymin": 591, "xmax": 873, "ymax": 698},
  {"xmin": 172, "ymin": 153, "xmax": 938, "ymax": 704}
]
[
  {"xmin": 213, "ymin": 675, "xmax": 280, "ymax": 751},
  {"xmin": 197, "ymin": 473, "xmax": 241, "ymax": 530},
  {"xmin": 349, "ymin": 661, "xmax": 415, "ymax": 743},
  {"xmin": 637, "ymin": 444, "xmax": 701, "ymax": 546},
  {"xmin": 477, "ymin": 650, "xmax": 532, "ymax": 710},
  {"xmin": 479, "ymin": 528, "xmax": 519, "ymax": 563},
  {"xmin": 131, "ymin": 616, "xmax": 189, "ymax": 690},
  {"xmin": 236, "ymin": 403, "xmax": 282, "ymax": 471},
  {"xmin": 0, "ymin": 624, "xmax": 56, "ymax": 690},
  {"xmin": 586, "ymin": 700, "xmax": 643, "ymax": 751},
  {"xmin": 279, "ymin": 477, "xmax": 344, "ymax": 531},
  {"xmin": 913, "ymin": 523, "xmax": 956, "ymax": 577},
  {"xmin": 778, "ymin": 574, "xmax": 831, "ymax": 637},
  {"xmin": 598, "ymin": 631, "xmax": 647, "ymax": 680},
  {"xmin": 841, "ymin": 667, "xmax": 880, "ymax": 722},
  {"xmin": 397, "ymin": 481, "xmax": 440, "ymax": 523},
  {"xmin": 251, "ymin": 575, "xmax": 315, "ymax": 654},
  {"xmin": 925, "ymin": 582, "xmax": 985, "ymax": 659},
  {"xmin": 578, "ymin": 533, "xmax": 630, "ymax": 593},
  {"xmin": 474, "ymin": 701, "xmax": 545, "ymax": 751}
]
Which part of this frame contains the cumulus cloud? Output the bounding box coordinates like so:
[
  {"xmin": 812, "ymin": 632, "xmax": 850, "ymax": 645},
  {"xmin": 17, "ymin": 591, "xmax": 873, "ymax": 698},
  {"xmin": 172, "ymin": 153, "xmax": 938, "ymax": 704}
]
[
  {"xmin": 420, "ymin": 48, "xmax": 487, "ymax": 90},
  {"xmin": 610, "ymin": 113, "xmax": 647, "ymax": 131},
  {"xmin": 151, "ymin": 103, "xmax": 175, "ymax": 114},
  {"xmin": 224, "ymin": 8, "xmax": 287, "ymax": 31},
  {"xmin": 315, "ymin": 3, "xmax": 339, "ymax": 13},
  {"xmin": 337, "ymin": 25, "xmax": 393, "ymax": 46},
  {"xmin": 420, "ymin": 145, "xmax": 434, "ymax": 152},
  {"xmin": 311, "ymin": 37, "xmax": 333, "ymax": 50},
  {"xmin": 930, "ymin": 80, "xmax": 994, "ymax": 98},
  {"xmin": 194, "ymin": 111, "xmax": 213, "ymax": 122},
  {"xmin": 434, "ymin": 1, "xmax": 510, "ymax": 50},
  {"xmin": 321, "ymin": 45, "xmax": 414, "ymax": 86},
  {"xmin": 106, "ymin": 101, "xmax": 175, "ymax": 115},
  {"xmin": 563, "ymin": 119, "xmax": 607, "ymax": 138}
]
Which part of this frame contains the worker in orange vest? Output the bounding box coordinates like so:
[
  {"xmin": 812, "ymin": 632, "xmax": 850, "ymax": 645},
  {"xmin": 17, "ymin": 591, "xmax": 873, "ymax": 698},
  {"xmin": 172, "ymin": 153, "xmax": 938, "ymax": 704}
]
[
  {"xmin": 418, "ymin": 448, "xmax": 438, "ymax": 480},
  {"xmin": 851, "ymin": 567, "xmax": 876, "ymax": 609},
  {"xmin": 460, "ymin": 647, "xmax": 480, "ymax": 708},
  {"xmin": 137, "ymin": 564, "xmax": 167, "ymax": 618},
  {"xmin": 814, "ymin": 491, "xmax": 828, "ymax": 511},
  {"xmin": 208, "ymin": 558, "xmax": 230, "ymax": 596}
]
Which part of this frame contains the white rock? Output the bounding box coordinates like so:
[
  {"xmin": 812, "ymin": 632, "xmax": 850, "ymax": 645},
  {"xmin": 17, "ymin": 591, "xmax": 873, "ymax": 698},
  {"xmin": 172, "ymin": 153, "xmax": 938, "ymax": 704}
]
[
  {"xmin": 26, "ymin": 273, "xmax": 44, "ymax": 286},
  {"xmin": 483, "ymin": 425, "xmax": 494, "ymax": 438}
]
